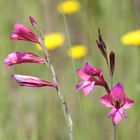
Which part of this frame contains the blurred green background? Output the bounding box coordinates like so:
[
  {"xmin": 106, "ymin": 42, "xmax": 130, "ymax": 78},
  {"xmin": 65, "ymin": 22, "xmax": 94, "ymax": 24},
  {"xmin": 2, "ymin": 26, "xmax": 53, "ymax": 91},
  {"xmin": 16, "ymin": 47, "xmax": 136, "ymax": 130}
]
[{"xmin": 0, "ymin": 0, "xmax": 140, "ymax": 139}]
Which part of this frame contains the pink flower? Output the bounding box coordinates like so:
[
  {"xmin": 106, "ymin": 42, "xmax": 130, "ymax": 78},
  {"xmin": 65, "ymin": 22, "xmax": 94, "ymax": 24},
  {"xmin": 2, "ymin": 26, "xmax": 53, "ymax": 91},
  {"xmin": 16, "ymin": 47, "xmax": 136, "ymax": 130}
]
[
  {"xmin": 76, "ymin": 63, "xmax": 106, "ymax": 96},
  {"xmin": 100, "ymin": 83, "xmax": 134, "ymax": 125},
  {"xmin": 12, "ymin": 74, "xmax": 58, "ymax": 90},
  {"xmin": 10, "ymin": 23, "xmax": 39, "ymax": 43},
  {"xmin": 4, "ymin": 52, "xmax": 46, "ymax": 67}
]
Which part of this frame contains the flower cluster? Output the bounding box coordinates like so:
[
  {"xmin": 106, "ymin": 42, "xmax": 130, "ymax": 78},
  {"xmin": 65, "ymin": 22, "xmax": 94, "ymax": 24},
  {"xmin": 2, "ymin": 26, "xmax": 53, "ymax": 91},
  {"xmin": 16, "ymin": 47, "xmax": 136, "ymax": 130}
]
[
  {"xmin": 4, "ymin": 17, "xmax": 58, "ymax": 90},
  {"xmin": 76, "ymin": 30, "xmax": 134, "ymax": 125},
  {"xmin": 4, "ymin": 17, "xmax": 74, "ymax": 139}
]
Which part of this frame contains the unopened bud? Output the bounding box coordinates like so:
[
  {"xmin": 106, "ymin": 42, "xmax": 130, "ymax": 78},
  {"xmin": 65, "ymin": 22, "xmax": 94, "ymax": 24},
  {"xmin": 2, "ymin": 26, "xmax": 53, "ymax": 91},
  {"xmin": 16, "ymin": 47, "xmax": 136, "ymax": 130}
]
[
  {"xmin": 109, "ymin": 51, "xmax": 115, "ymax": 77},
  {"xmin": 96, "ymin": 29, "xmax": 107, "ymax": 60},
  {"xmin": 29, "ymin": 16, "xmax": 37, "ymax": 26}
]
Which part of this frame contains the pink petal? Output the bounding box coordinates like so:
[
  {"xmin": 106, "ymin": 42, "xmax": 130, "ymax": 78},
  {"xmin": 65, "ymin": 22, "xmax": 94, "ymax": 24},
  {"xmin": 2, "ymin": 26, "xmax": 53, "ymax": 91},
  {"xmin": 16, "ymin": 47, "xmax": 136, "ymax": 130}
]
[
  {"xmin": 100, "ymin": 94, "xmax": 112, "ymax": 107},
  {"xmin": 108, "ymin": 107, "xmax": 116, "ymax": 117},
  {"xmin": 123, "ymin": 97, "xmax": 134, "ymax": 109},
  {"xmin": 114, "ymin": 109, "xmax": 127, "ymax": 125},
  {"xmin": 4, "ymin": 52, "xmax": 46, "ymax": 67},
  {"xmin": 76, "ymin": 80, "xmax": 91, "ymax": 89},
  {"xmin": 12, "ymin": 74, "xmax": 58, "ymax": 89},
  {"xmin": 84, "ymin": 63, "xmax": 103, "ymax": 76},
  {"xmin": 77, "ymin": 69, "xmax": 90, "ymax": 80},
  {"xmin": 11, "ymin": 34, "xmax": 18, "ymax": 39},
  {"xmin": 119, "ymin": 108, "xmax": 127, "ymax": 118},
  {"xmin": 110, "ymin": 83, "xmax": 125, "ymax": 100},
  {"xmin": 82, "ymin": 82, "xmax": 95, "ymax": 96},
  {"xmin": 109, "ymin": 107, "xmax": 127, "ymax": 125},
  {"xmin": 112, "ymin": 111, "xmax": 123, "ymax": 125},
  {"xmin": 10, "ymin": 23, "xmax": 39, "ymax": 43}
]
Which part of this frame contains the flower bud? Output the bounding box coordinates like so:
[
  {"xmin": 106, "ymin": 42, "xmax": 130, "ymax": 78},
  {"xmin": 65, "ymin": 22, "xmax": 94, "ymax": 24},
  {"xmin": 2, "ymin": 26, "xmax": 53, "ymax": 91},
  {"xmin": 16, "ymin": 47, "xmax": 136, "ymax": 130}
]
[
  {"xmin": 29, "ymin": 16, "xmax": 37, "ymax": 26},
  {"xmin": 109, "ymin": 51, "xmax": 115, "ymax": 77},
  {"xmin": 4, "ymin": 52, "xmax": 46, "ymax": 67},
  {"xmin": 96, "ymin": 29, "xmax": 107, "ymax": 60},
  {"xmin": 12, "ymin": 74, "xmax": 58, "ymax": 90}
]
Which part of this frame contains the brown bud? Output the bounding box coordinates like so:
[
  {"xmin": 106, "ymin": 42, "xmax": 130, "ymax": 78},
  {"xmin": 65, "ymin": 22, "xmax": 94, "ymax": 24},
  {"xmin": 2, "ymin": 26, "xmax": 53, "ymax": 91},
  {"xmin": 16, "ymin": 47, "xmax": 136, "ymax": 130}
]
[{"xmin": 109, "ymin": 51, "xmax": 115, "ymax": 77}]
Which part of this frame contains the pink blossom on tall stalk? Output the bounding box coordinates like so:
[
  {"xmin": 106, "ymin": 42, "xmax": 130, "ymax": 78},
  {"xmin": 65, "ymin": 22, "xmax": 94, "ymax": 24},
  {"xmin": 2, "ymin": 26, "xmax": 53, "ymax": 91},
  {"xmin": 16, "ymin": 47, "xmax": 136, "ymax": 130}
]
[
  {"xmin": 100, "ymin": 83, "xmax": 134, "ymax": 125},
  {"xmin": 12, "ymin": 74, "xmax": 58, "ymax": 89},
  {"xmin": 10, "ymin": 23, "xmax": 39, "ymax": 43},
  {"xmin": 4, "ymin": 52, "xmax": 46, "ymax": 67},
  {"xmin": 76, "ymin": 63, "xmax": 107, "ymax": 96}
]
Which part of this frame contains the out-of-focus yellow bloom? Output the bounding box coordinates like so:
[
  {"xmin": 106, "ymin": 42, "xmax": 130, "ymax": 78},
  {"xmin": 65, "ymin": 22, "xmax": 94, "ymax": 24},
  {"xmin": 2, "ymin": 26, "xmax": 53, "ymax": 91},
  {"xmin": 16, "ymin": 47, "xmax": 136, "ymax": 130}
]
[
  {"xmin": 68, "ymin": 45, "xmax": 87, "ymax": 59},
  {"xmin": 57, "ymin": 0, "xmax": 80, "ymax": 15},
  {"xmin": 121, "ymin": 30, "xmax": 140, "ymax": 45},
  {"xmin": 37, "ymin": 33, "xmax": 65, "ymax": 50}
]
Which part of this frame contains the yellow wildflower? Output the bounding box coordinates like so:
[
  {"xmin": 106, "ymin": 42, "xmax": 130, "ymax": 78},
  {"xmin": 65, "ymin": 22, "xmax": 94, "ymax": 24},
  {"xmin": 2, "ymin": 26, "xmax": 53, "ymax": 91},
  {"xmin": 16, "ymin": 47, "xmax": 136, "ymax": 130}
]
[
  {"xmin": 37, "ymin": 33, "xmax": 65, "ymax": 50},
  {"xmin": 121, "ymin": 30, "xmax": 140, "ymax": 45},
  {"xmin": 57, "ymin": 0, "xmax": 80, "ymax": 15},
  {"xmin": 68, "ymin": 45, "xmax": 87, "ymax": 59}
]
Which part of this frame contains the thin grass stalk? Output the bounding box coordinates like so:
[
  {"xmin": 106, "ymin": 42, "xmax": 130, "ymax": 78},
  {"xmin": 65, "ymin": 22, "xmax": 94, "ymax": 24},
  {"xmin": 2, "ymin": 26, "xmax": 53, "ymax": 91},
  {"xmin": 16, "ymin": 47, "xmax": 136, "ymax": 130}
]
[
  {"xmin": 113, "ymin": 124, "xmax": 116, "ymax": 140},
  {"xmin": 57, "ymin": 1, "xmax": 87, "ymax": 139},
  {"xmin": 58, "ymin": 0, "xmax": 77, "ymax": 82}
]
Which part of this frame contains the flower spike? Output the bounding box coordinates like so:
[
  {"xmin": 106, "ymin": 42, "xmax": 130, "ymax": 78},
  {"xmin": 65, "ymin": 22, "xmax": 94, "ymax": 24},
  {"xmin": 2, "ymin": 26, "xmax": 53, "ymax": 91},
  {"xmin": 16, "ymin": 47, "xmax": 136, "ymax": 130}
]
[
  {"xmin": 4, "ymin": 52, "xmax": 46, "ymax": 67},
  {"xmin": 10, "ymin": 23, "xmax": 39, "ymax": 43}
]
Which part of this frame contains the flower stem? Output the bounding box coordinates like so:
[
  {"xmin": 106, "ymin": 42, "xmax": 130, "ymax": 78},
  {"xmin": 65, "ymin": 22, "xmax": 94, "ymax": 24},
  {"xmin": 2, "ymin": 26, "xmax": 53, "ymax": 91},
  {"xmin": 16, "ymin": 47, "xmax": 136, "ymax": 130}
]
[
  {"xmin": 113, "ymin": 124, "xmax": 117, "ymax": 140},
  {"xmin": 35, "ymin": 25, "xmax": 73, "ymax": 140},
  {"xmin": 104, "ymin": 82, "xmax": 111, "ymax": 93}
]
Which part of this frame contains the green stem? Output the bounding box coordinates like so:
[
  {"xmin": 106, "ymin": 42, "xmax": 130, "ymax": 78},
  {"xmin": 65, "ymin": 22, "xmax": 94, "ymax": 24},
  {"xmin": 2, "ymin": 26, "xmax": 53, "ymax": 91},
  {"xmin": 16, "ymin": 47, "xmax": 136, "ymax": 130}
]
[
  {"xmin": 58, "ymin": 0, "xmax": 77, "ymax": 82},
  {"xmin": 35, "ymin": 25, "xmax": 73, "ymax": 140},
  {"xmin": 113, "ymin": 124, "xmax": 116, "ymax": 140},
  {"xmin": 58, "ymin": 1, "xmax": 88, "ymax": 139}
]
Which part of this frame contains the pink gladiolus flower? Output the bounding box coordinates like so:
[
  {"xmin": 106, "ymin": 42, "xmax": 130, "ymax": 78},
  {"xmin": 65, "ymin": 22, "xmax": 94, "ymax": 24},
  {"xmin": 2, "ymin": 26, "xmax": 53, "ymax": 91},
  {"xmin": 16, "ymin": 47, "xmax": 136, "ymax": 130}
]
[
  {"xmin": 10, "ymin": 23, "xmax": 39, "ymax": 43},
  {"xmin": 100, "ymin": 83, "xmax": 134, "ymax": 125},
  {"xmin": 76, "ymin": 63, "xmax": 106, "ymax": 96},
  {"xmin": 12, "ymin": 74, "xmax": 58, "ymax": 89},
  {"xmin": 4, "ymin": 52, "xmax": 46, "ymax": 67}
]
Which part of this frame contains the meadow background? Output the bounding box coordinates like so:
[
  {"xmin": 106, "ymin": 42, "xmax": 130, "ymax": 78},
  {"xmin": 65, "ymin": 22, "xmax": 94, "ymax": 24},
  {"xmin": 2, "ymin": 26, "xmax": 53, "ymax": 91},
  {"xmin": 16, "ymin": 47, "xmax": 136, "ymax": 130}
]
[{"xmin": 0, "ymin": 0, "xmax": 140, "ymax": 139}]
